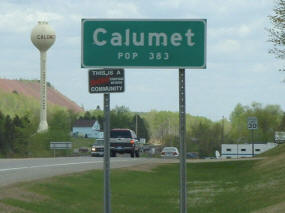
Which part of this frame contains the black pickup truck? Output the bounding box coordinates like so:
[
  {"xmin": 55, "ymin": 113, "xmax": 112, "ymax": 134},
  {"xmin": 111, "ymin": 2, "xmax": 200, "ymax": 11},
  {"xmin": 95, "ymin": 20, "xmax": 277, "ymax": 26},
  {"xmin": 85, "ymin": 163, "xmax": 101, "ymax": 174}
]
[{"xmin": 110, "ymin": 128, "xmax": 141, "ymax": 158}]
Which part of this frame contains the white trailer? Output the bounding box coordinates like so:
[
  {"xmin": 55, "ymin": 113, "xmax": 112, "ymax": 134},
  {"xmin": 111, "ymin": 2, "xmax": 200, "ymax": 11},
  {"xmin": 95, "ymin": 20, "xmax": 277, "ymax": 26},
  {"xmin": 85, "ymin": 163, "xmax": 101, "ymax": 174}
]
[{"xmin": 221, "ymin": 143, "xmax": 277, "ymax": 159}]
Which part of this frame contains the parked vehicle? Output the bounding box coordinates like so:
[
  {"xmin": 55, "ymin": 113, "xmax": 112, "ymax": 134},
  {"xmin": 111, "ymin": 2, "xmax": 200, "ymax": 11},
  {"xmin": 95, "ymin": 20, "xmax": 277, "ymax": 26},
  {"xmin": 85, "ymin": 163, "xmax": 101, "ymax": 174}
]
[
  {"xmin": 91, "ymin": 139, "xmax": 104, "ymax": 157},
  {"xmin": 186, "ymin": 152, "xmax": 199, "ymax": 159},
  {"xmin": 161, "ymin": 147, "xmax": 179, "ymax": 158},
  {"xmin": 110, "ymin": 128, "xmax": 141, "ymax": 158}
]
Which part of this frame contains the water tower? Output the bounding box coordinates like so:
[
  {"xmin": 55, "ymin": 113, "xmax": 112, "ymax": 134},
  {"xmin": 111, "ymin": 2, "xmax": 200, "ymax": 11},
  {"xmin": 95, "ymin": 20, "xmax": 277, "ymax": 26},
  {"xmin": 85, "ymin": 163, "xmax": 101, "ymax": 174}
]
[{"xmin": 31, "ymin": 21, "xmax": 56, "ymax": 132}]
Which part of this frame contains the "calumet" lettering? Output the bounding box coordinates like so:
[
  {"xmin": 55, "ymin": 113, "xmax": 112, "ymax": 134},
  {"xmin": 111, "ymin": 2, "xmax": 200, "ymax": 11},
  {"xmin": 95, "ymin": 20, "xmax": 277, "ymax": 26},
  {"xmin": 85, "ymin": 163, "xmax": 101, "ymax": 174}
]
[{"xmin": 93, "ymin": 28, "xmax": 195, "ymax": 47}]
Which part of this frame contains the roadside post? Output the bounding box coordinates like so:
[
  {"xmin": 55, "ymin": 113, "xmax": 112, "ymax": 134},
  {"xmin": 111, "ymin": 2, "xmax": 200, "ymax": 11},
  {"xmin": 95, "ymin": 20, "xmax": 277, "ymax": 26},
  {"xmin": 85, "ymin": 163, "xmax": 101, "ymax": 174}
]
[
  {"xmin": 88, "ymin": 69, "xmax": 124, "ymax": 213},
  {"xmin": 82, "ymin": 19, "xmax": 207, "ymax": 213},
  {"xmin": 248, "ymin": 117, "xmax": 258, "ymax": 157}
]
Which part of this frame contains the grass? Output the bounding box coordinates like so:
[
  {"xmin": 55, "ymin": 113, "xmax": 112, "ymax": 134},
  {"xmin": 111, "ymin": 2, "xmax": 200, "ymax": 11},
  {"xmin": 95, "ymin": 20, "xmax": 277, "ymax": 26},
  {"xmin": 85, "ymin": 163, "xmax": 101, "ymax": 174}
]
[
  {"xmin": 259, "ymin": 143, "xmax": 285, "ymax": 157},
  {"xmin": 26, "ymin": 136, "xmax": 94, "ymax": 158},
  {"xmin": 71, "ymin": 137, "xmax": 94, "ymax": 150},
  {"xmin": 1, "ymin": 145, "xmax": 285, "ymax": 212}
]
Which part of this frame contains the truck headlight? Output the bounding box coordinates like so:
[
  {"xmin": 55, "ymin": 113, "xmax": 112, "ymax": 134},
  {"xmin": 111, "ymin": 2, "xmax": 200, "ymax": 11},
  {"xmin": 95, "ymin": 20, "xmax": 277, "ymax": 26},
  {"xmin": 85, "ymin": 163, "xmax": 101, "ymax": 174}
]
[{"xmin": 91, "ymin": 147, "xmax": 96, "ymax": 152}]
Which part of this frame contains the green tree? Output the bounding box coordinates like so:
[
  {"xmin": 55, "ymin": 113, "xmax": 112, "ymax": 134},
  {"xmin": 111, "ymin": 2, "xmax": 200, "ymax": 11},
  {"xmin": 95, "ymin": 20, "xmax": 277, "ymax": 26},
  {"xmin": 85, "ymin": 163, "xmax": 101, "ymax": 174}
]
[
  {"xmin": 4, "ymin": 115, "xmax": 15, "ymax": 155},
  {"xmin": 0, "ymin": 111, "xmax": 5, "ymax": 154},
  {"xmin": 191, "ymin": 121, "xmax": 213, "ymax": 157},
  {"xmin": 229, "ymin": 103, "xmax": 283, "ymax": 144},
  {"xmin": 83, "ymin": 111, "xmax": 92, "ymax": 120},
  {"xmin": 268, "ymin": 0, "xmax": 285, "ymax": 59},
  {"xmin": 278, "ymin": 113, "xmax": 285, "ymax": 130},
  {"xmin": 110, "ymin": 106, "xmax": 132, "ymax": 129},
  {"xmin": 130, "ymin": 115, "xmax": 150, "ymax": 141},
  {"xmin": 48, "ymin": 110, "xmax": 71, "ymax": 141},
  {"xmin": 268, "ymin": 0, "xmax": 285, "ymax": 70},
  {"xmin": 12, "ymin": 115, "xmax": 32, "ymax": 156}
]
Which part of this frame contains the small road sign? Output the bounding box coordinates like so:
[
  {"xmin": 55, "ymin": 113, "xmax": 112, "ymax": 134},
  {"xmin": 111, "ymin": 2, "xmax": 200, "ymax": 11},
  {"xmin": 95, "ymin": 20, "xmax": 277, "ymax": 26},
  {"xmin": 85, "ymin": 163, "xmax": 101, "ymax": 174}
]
[
  {"xmin": 88, "ymin": 69, "xmax": 124, "ymax": 93},
  {"xmin": 50, "ymin": 142, "xmax": 72, "ymax": 149},
  {"xmin": 248, "ymin": 117, "xmax": 258, "ymax": 130}
]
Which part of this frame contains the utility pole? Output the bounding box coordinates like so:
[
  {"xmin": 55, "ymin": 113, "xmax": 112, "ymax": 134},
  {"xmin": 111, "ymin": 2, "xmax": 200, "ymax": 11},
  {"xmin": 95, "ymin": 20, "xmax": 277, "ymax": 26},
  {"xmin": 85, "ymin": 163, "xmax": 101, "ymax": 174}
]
[
  {"xmin": 136, "ymin": 114, "xmax": 138, "ymax": 136},
  {"xmin": 221, "ymin": 116, "xmax": 224, "ymax": 144}
]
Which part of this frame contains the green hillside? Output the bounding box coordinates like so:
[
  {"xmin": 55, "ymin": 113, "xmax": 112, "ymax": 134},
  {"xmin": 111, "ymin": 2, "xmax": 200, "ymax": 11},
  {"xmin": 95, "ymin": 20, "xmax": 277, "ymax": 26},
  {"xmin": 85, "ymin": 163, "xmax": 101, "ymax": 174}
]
[
  {"xmin": 0, "ymin": 87, "xmax": 67, "ymax": 118},
  {"xmin": 0, "ymin": 88, "xmax": 39, "ymax": 117},
  {"xmin": 252, "ymin": 144, "xmax": 285, "ymax": 212}
]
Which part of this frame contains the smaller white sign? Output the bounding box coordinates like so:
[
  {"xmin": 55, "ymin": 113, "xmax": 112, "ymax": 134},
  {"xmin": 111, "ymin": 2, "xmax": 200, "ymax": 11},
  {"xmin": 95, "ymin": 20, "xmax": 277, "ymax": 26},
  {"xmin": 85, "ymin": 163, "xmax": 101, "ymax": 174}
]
[
  {"xmin": 248, "ymin": 117, "xmax": 258, "ymax": 130},
  {"xmin": 50, "ymin": 142, "xmax": 72, "ymax": 150}
]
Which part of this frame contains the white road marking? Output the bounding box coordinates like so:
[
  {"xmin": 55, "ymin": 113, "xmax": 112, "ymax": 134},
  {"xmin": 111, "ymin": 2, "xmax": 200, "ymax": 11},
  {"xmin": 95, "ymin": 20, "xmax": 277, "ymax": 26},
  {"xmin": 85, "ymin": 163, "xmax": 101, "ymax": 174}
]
[{"xmin": 0, "ymin": 159, "xmax": 131, "ymax": 173}]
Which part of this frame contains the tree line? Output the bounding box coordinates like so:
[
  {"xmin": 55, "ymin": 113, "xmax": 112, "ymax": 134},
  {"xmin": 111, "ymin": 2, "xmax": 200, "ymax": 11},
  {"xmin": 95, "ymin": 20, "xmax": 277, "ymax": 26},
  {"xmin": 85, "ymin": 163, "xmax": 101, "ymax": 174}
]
[
  {"xmin": 1, "ymin": 102, "xmax": 284, "ymax": 158},
  {"xmin": 82, "ymin": 106, "xmax": 150, "ymax": 141},
  {"xmin": 0, "ymin": 111, "xmax": 32, "ymax": 157},
  {"xmin": 0, "ymin": 105, "xmax": 150, "ymax": 157},
  {"xmin": 143, "ymin": 102, "xmax": 285, "ymax": 157},
  {"xmin": 0, "ymin": 109, "xmax": 75, "ymax": 157}
]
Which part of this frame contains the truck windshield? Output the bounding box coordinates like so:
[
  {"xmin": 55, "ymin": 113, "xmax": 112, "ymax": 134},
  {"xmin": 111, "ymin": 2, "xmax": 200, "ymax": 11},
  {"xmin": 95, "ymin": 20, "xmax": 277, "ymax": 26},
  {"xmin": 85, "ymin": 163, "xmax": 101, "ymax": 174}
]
[
  {"xmin": 110, "ymin": 130, "xmax": 132, "ymax": 138},
  {"xmin": 94, "ymin": 140, "xmax": 104, "ymax": 146}
]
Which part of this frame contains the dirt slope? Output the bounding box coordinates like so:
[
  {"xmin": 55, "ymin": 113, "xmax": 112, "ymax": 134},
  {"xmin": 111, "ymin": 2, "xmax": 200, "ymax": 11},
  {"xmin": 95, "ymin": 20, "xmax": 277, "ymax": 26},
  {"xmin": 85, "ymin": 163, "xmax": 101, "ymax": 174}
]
[{"xmin": 0, "ymin": 79, "xmax": 83, "ymax": 113}]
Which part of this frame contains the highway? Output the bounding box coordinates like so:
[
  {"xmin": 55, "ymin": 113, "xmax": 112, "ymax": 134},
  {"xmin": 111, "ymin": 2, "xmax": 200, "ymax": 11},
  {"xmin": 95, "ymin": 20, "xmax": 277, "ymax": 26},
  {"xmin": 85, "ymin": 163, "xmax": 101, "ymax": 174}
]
[{"xmin": 0, "ymin": 157, "xmax": 176, "ymax": 187}]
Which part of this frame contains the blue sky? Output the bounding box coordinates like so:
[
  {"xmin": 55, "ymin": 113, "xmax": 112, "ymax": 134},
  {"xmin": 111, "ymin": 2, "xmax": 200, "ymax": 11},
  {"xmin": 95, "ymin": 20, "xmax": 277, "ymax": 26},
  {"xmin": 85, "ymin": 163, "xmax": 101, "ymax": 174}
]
[{"xmin": 0, "ymin": 0, "xmax": 284, "ymax": 121}]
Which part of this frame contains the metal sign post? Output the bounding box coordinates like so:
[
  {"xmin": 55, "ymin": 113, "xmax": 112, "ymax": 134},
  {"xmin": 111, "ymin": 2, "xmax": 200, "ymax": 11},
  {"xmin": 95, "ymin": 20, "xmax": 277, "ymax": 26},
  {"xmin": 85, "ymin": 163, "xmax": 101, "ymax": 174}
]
[
  {"xmin": 251, "ymin": 129, "xmax": 254, "ymax": 157},
  {"xmin": 88, "ymin": 68, "xmax": 124, "ymax": 213},
  {"xmin": 104, "ymin": 93, "xmax": 111, "ymax": 213},
  {"xmin": 179, "ymin": 68, "xmax": 187, "ymax": 213}
]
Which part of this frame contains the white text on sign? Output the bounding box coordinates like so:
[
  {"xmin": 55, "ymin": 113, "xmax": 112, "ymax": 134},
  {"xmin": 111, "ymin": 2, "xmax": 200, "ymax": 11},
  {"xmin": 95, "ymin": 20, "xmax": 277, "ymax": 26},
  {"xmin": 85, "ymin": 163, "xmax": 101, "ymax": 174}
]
[{"xmin": 93, "ymin": 28, "xmax": 195, "ymax": 47}]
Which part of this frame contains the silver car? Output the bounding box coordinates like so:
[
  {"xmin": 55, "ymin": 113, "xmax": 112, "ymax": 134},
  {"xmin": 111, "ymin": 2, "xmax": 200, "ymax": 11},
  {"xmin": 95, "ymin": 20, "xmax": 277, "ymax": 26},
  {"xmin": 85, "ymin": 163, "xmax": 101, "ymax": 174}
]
[{"xmin": 161, "ymin": 147, "xmax": 179, "ymax": 158}]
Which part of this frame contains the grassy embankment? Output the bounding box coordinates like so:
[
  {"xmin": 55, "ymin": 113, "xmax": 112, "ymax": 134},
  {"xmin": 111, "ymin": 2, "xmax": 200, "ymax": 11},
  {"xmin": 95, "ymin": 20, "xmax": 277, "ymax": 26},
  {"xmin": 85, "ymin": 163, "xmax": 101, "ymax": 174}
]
[
  {"xmin": 1, "ymin": 145, "xmax": 285, "ymax": 213},
  {"xmin": 27, "ymin": 135, "xmax": 94, "ymax": 157}
]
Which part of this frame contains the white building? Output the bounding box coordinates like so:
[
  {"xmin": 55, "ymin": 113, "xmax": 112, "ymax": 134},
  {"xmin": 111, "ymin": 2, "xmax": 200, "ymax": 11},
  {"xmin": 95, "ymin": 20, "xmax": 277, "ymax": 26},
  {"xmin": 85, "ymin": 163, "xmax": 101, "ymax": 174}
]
[
  {"xmin": 221, "ymin": 143, "xmax": 278, "ymax": 159},
  {"xmin": 72, "ymin": 120, "xmax": 103, "ymax": 139}
]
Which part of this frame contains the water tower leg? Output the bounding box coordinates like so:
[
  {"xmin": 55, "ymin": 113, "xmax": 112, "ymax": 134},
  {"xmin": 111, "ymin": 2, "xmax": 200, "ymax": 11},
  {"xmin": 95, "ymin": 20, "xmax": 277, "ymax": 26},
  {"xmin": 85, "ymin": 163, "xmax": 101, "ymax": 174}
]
[{"xmin": 37, "ymin": 51, "xmax": 48, "ymax": 133}]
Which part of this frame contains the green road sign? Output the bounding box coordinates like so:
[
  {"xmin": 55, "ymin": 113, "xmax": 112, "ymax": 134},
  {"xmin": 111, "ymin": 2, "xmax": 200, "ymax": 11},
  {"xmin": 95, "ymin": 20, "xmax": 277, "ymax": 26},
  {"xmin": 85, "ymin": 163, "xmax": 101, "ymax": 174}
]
[{"xmin": 81, "ymin": 19, "xmax": 206, "ymax": 69}]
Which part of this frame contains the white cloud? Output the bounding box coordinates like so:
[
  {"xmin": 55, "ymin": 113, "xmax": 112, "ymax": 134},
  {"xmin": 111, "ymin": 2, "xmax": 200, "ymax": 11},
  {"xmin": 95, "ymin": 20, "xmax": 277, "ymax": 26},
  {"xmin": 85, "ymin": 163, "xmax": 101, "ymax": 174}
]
[
  {"xmin": 0, "ymin": 9, "xmax": 63, "ymax": 33},
  {"xmin": 105, "ymin": 2, "xmax": 143, "ymax": 18},
  {"xmin": 209, "ymin": 23, "xmax": 259, "ymax": 40},
  {"xmin": 212, "ymin": 39, "xmax": 240, "ymax": 54},
  {"xmin": 155, "ymin": 0, "xmax": 185, "ymax": 9},
  {"xmin": 63, "ymin": 36, "xmax": 80, "ymax": 47}
]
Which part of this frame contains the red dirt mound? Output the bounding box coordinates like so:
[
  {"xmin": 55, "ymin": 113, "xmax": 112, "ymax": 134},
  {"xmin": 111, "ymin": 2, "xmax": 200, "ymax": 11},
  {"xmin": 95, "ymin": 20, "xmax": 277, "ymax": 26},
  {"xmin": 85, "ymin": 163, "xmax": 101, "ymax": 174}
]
[{"xmin": 0, "ymin": 79, "xmax": 83, "ymax": 113}]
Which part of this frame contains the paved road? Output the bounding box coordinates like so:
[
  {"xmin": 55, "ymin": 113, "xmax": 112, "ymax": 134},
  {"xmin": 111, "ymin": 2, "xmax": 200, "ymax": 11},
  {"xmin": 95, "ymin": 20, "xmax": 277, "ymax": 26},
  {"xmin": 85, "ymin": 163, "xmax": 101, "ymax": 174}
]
[{"xmin": 0, "ymin": 157, "xmax": 176, "ymax": 187}]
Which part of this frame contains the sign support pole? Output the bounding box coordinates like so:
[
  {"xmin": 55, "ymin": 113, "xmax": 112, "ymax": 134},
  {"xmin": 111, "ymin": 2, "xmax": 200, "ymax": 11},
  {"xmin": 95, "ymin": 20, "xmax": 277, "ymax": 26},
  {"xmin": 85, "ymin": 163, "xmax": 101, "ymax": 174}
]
[
  {"xmin": 251, "ymin": 129, "xmax": 254, "ymax": 157},
  {"xmin": 179, "ymin": 68, "xmax": 187, "ymax": 213},
  {"xmin": 104, "ymin": 93, "xmax": 111, "ymax": 213}
]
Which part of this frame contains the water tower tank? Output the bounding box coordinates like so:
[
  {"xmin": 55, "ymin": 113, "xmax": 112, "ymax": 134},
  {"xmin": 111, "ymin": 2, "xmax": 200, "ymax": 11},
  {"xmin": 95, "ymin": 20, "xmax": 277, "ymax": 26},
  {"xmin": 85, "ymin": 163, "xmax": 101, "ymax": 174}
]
[{"xmin": 31, "ymin": 21, "xmax": 56, "ymax": 52}]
